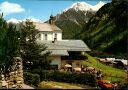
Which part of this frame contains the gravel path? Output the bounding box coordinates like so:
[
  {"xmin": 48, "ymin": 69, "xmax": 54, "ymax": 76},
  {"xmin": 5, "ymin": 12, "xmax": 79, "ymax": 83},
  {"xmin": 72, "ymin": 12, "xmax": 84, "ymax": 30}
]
[{"xmin": 22, "ymin": 84, "xmax": 34, "ymax": 89}]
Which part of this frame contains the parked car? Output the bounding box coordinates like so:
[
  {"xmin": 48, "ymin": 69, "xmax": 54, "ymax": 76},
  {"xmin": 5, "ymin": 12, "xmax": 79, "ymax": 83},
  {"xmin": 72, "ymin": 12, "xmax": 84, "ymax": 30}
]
[
  {"xmin": 113, "ymin": 60, "xmax": 125, "ymax": 69},
  {"xmin": 124, "ymin": 65, "xmax": 128, "ymax": 71},
  {"xmin": 98, "ymin": 80, "xmax": 114, "ymax": 89}
]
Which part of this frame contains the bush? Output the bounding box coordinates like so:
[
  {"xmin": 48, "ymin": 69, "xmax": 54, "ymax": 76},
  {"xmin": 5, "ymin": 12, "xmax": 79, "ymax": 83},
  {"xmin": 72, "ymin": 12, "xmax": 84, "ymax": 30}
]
[
  {"xmin": 24, "ymin": 72, "xmax": 40, "ymax": 87},
  {"xmin": 40, "ymin": 70, "xmax": 96, "ymax": 86},
  {"xmin": 121, "ymin": 83, "xmax": 128, "ymax": 89}
]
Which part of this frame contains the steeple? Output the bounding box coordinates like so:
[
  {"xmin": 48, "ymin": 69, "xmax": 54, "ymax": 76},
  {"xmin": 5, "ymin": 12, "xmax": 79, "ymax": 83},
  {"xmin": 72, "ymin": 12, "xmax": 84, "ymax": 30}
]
[
  {"xmin": 50, "ymin": 14, "xmax": 54, "ymax": 19},
  {"xmin": 49, "ymin": 14, "xmax": 55, "ymax": 25}
]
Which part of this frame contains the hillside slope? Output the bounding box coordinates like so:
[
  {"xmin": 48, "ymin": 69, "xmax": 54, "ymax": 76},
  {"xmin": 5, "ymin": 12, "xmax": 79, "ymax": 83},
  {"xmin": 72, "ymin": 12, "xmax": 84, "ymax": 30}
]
[
  {"xmin": 55, "ymin": 9, "xmax": 95, "ymax": 39},
  {"xmin": 78, "ymin": 0, "xmax": 128, "ymax": 58},
  {"xmin": 81, "ymin": 53, "xmax": 126, "ymax": 83}
]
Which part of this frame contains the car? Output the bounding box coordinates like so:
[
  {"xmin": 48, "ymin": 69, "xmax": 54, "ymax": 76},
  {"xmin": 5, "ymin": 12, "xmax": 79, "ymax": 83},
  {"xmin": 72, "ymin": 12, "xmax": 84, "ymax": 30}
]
[{"xmin": 98, "ymin": 80, "xmax": 114, "ymax": 89}]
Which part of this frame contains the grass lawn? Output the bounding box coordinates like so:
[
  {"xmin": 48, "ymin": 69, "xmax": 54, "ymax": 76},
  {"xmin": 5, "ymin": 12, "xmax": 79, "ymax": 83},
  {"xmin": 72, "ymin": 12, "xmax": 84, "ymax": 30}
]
[
  {"xmin": 81, "ymin": 53, "xmax": 127, "ymax": 83},
  {"xmin": 38, "ymin": 81, "xmax": 96, "ymax": 89}
]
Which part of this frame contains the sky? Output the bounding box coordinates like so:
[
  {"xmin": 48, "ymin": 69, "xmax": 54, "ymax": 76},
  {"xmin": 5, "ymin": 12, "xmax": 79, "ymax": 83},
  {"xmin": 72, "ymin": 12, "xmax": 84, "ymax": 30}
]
[{"xmin": 0, "ymin": 0, "xmax": 111, "ymax": 22}]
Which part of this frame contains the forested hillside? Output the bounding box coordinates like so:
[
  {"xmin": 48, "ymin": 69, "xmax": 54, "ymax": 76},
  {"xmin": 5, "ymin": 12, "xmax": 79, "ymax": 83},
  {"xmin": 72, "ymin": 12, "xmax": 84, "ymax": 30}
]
[
  {"xmin": 55, "ymin": 9, "xmax": 95, "ymax": 39},
  {"xmin": 78, "ymin": 0, "xmax": 128, "ymax": 58},
  {"xmin": 52, "ymin": 1, "xmax": 104, "ymax": 39}
]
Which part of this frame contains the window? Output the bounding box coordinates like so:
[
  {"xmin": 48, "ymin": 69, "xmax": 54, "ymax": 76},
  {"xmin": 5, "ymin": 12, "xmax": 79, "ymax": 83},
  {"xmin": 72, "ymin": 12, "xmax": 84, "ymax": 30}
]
[
  {"xmin": 44, "ymin": 34, "xmax": 47, "ymax": 40},
  {"xmin": 55, "ymin": 33, "xmax": 57, "ymax": 40},
  {"xmin": 38, "ymin": 34, "xmax": 41, "ymax": 40}
]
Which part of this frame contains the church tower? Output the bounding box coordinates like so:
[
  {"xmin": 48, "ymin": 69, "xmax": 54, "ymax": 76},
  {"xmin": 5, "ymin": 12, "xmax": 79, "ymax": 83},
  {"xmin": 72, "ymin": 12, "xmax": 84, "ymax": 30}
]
[{"xmin": 49, "ymin": 14, "xmax": 55, "ymax": 25}]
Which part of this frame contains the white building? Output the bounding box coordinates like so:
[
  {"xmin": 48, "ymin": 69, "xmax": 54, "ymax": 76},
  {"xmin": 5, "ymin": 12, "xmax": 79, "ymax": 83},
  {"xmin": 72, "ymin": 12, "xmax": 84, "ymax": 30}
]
[
  {"xmin": 34, "ymin": 23, "xmax": 62, "ymax": 41},
  {"xmin": 34, "ymin": 15, "xmax": 91, "ymax": 70},
  {"xmin": 34, "ymin": 15, "xmax": 62, "ymax": 41}
]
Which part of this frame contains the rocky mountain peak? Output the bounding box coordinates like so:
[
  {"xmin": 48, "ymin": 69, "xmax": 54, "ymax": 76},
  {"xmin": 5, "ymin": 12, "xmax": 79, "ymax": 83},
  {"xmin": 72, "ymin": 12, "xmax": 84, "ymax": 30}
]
[
  {"xmin": 63, "ymin": 1, "xmax": 105, "ymax": 12},
  {"xmin": 92, "ymin": 1, "xmax": 105, "ymax": 11}
]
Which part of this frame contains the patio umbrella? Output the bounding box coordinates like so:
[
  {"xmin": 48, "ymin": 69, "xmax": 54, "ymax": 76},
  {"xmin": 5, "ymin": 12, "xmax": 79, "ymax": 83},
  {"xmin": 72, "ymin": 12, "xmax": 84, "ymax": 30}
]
[
  {"xmin": 65, "ymin": 64, "xmax": 72, "ymax": 68},
  {"xmin": 87, "ymin": 67, "xmax": 94, "ymax": 70},
  {"xmin": 73, "ymin": 67, "xmax": 81, "ymax": 72}
]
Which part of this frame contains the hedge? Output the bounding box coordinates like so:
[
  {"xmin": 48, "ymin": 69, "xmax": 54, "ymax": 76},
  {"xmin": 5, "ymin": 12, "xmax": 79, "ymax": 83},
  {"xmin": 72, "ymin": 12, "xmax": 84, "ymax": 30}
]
[
  {"xmin": 24, "ymin": 72, "xmax": 40, "ymax": 87},
  {"xmin": 24, "ymin": 70, "xmax": 97, "ymax": 87},
  {"xmin": 40, "ymin": 70, "xmax": 96, "ymax": 86}
]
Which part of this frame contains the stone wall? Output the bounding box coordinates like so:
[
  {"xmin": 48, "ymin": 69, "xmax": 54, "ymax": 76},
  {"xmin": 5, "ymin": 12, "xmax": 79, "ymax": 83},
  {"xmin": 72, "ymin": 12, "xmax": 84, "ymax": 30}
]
[{"xmin": 1, "ymin": 57, "xmax": 24, "ymax": 89}]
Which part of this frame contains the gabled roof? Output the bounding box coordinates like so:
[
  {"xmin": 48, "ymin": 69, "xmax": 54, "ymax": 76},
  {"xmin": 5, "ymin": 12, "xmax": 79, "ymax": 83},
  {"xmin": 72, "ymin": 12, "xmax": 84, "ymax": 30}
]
[
  {"xmin": 33, "ymin": 22, "xmax": 61, "ymax": 32},
  {"xmin": 37, "ymin": 40, "xmax": 91, "ymax": 56}
]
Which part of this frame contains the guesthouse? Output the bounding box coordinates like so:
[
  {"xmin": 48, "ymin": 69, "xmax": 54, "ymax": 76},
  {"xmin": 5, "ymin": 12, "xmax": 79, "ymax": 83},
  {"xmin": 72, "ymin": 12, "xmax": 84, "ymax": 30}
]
[{"xmin": 35, "ymin": 15, "xmax": 91, "ymax": 70}]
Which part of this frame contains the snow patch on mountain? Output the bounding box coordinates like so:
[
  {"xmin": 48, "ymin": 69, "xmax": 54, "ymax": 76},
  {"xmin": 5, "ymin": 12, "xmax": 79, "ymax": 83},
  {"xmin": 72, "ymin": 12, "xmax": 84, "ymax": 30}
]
[
  {"xmin": 70, "ymin": 2, "xmax": 93, "ymax": 11},
  {"xmin": 92, "ymin": 1, "xmax": 105, "ymax": 11},
  {"xmin": 63, "ymin": 1, "xmax": 105, "ymax": 12}
]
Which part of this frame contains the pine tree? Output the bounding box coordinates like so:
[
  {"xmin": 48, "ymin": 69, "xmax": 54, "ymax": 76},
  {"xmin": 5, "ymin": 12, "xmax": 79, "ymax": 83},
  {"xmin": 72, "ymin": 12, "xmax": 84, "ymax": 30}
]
[
  {"xmin": 19, "ymin": 20, "xmax": 51, "ymax": 72},
  {"xmin": 0, "ymin": 14, "xmax": 20, "ymax": 74}
]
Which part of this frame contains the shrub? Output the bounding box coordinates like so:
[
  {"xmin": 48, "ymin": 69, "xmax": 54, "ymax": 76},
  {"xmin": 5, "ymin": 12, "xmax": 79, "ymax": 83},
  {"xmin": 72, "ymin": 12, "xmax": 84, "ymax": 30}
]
[
  {"xmin": 24, "ymin": 72, "xmax": 40, "ymax": 87},
  {"xmin": 121, "ymin": 83, "xmax": 128, "ymax": 89},
  {"xmin": 40, "ymin": 70, "xmax": 96, "ymax": 86}
]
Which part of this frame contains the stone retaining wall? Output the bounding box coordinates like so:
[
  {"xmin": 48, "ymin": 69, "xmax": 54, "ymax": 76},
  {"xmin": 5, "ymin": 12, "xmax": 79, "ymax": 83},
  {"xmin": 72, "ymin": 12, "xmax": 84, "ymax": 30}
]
[{"xmin": 1, "ymin": 57, "xmax": 24, "ymax": 89}]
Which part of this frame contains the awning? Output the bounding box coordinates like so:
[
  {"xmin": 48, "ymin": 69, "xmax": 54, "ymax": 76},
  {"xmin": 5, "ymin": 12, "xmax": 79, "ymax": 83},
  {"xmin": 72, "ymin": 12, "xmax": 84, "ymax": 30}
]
[
  {"xmin": 65, "ymin": 64, "xmax": 72, "ymax": 67},
  {"xmin": 73, "ymin": 67, "xmax": 81, "ymax": 71}
]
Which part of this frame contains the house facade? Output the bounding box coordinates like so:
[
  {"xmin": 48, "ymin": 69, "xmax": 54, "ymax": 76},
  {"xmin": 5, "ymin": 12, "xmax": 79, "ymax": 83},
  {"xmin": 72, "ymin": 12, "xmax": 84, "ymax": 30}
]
[
  {"xmin": 34, "ymin": 22, "xmax": 62, "ymax": 41},
  {"xmin": 35, "ymin": 15, "xmax": 91, "ymax": 70}
]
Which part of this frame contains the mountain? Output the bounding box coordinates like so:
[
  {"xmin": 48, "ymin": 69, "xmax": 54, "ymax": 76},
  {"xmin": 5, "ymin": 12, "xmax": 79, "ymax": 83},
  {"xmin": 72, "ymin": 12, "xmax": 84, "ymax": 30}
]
[
  {"xmin": 63, "ymin": 1, "xmax": 105, "ymax": 12},
  {"xmin": 78, "ymin": 0, "xmax": 128, "ymax": 58},
  {"xmin": 7, "ymin": 18, "xmax": 21, "ymax": 23},
  {"xmin": 91, "ymin": 1, "xmax": 105, "ymax": 11},
  {"xmin": 54, "ymin": 1, "xmax": 105, "ymax": 39}
]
